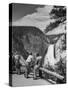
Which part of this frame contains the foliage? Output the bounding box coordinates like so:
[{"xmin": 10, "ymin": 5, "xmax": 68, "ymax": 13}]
[
  {"xmin": 50, "ymin": 6, "xmax": 66, "ymax": 20},
  {"xmin": 55, "ymin": 56, "xmax": 66, "ymax": 83},
  {"xmin": 45, "ymin": 6, "xmax": 66, "ymax": 33}
]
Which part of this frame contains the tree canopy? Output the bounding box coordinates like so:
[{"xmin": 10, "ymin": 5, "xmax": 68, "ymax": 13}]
[{"xmin": 45, "ymin": 6, "xmax": 66, "ymax": 33}]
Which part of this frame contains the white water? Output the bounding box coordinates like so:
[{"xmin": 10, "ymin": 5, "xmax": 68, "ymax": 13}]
[{"xmin": 43, "ymin": 44, "xmax": 56, "ymax": 67}]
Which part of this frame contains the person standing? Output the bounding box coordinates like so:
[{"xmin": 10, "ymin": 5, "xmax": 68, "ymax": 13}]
[
  {"xmin": 24, "ymin": 53, "xmax": 33, "ymax": 78},
  {"xmin": 14, "ymin": 55, "xmax": 21, "ymax": 75},
  {"xmin": 33, "ymin": 53, "xmax": 42, "ymax": 80}
]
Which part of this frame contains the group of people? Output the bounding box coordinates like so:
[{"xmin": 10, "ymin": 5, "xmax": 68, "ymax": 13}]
[
  {"xmin": 13, "ymin": 52, "xmax": 42, "ymax": 80},
  {"xmin": 25, "ymin": 53, "xmax": 42, "ymax": 79}
]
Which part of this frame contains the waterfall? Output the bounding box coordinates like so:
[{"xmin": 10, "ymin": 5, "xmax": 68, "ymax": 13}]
[{"xmin": 43, "ymin": 44, "xmax": 56, "ymax": 67}]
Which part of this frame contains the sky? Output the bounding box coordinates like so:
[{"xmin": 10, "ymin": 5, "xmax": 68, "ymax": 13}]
[
  {"xmin": 11, "ymin": 3, "xmax": 55, "ymax": 31},
  {"xmin": 12, "ymin": 3, "xmax": 45, "ymax": 22}
]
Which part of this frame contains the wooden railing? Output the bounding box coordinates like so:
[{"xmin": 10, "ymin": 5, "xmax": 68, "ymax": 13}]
[{"xmin": 39, "ymin": 67, "xmax": 64, "ymax": 80}]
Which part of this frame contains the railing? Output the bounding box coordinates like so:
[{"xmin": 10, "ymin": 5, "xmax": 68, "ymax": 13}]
[{"xmin": 39, "ymin": 67, "xmax": 64, "ymax": 80}]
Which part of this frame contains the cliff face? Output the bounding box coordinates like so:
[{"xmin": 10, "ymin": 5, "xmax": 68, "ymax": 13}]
[
  {"xmin": 12, "ymin": 25, "xmax": 66, "ymax": 67},
  {"xmin": 55, "ymin": 34, "xmax": 66, "ymax": 62},
  {"xmin": 43, "ymin": 21, "xmax": 66, "ymax": 68},
  {"xmin": 43, "ymin": 34, "xmax": 66, "ymax": 69},
  {"xmin": 12, "ymin": 26, "xmax": 48, "ymax": 59}
]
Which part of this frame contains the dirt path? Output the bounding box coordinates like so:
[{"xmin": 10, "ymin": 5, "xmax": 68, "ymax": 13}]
[{"xmin": 12, "ymin": 74, "xmax": 51, "ymax": 87}]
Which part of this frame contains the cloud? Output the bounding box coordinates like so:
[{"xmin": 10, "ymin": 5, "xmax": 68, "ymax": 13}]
[
  {"xmin": 12, "ymin": 5, "xmax": 55, "ymax": 31},
  {"xmin": 36, "ymin": 5, "xmax": 53, "ymax": 16}
]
